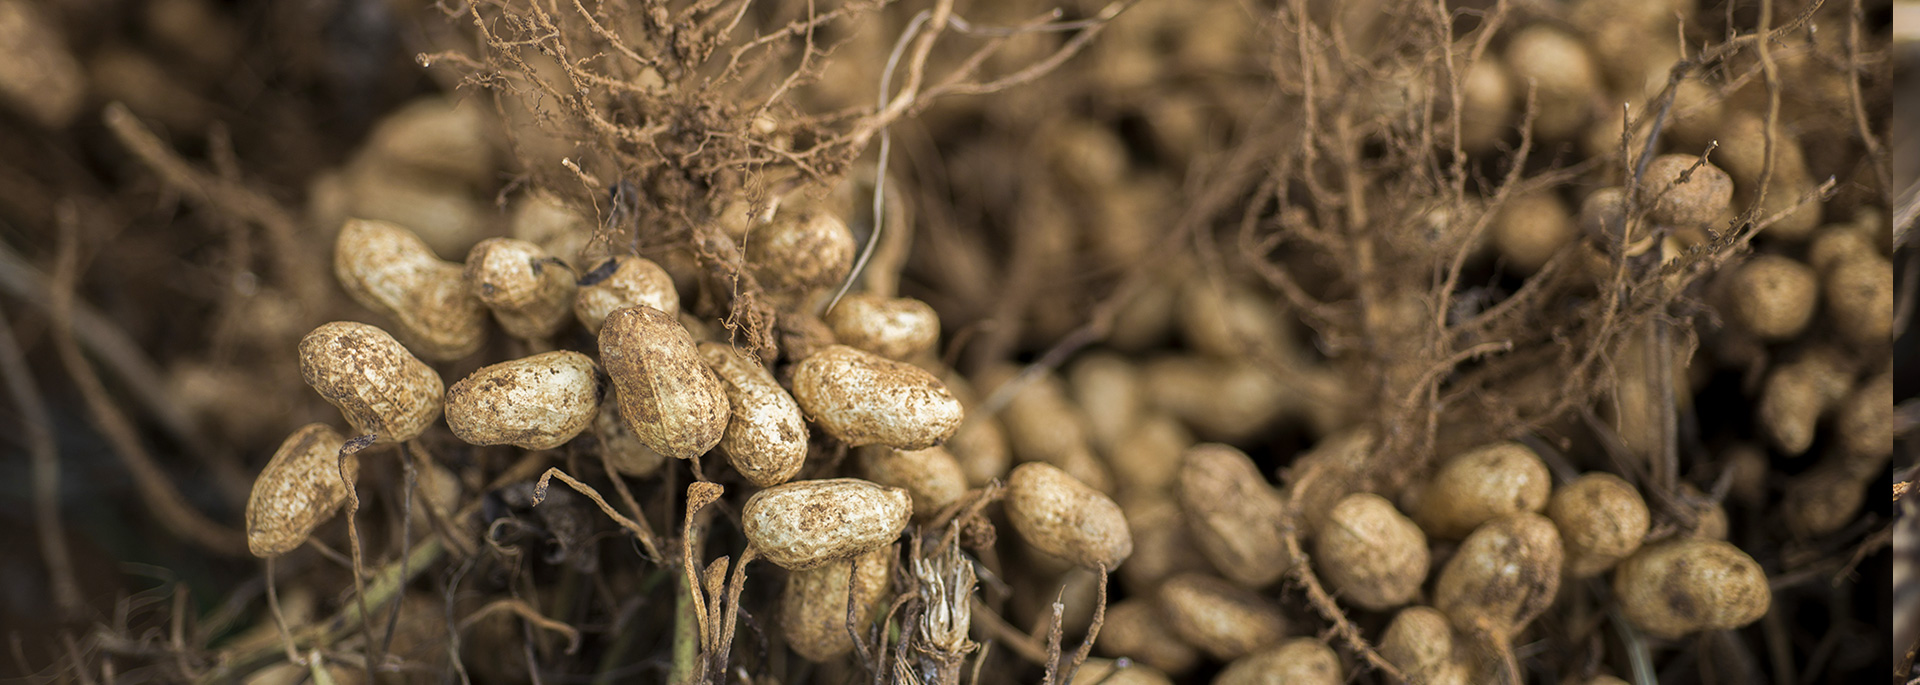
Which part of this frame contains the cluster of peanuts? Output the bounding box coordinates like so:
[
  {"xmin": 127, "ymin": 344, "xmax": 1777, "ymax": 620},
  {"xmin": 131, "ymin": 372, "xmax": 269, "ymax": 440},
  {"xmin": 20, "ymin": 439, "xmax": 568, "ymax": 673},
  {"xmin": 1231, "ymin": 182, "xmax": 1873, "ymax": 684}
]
[{"xmin": 212, "ymin": 1, "xmax": 1890, "ymax": 684}]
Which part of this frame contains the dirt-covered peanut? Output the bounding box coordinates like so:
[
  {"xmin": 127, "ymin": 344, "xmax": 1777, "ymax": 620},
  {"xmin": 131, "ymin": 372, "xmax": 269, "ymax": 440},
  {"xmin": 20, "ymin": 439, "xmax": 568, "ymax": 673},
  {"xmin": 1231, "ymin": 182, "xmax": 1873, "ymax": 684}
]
[
  {"xmin": 1823, "ymin": 252, "xmax": 1892, "ymax": 347},
  {"xmin": 1433, "ymin": 512, "xmax": 1563, "ymax": 641},
  {"xmin": 1503, "ymin": 25, "xmax": 1601, "ymax": 141},
  {"xmin": 1068, "ymin": 351, "xmax": 1146, "ymax": 453},
  {"xmin": 743, "ymin": 478, "xmax": 911, "ymax": 570},
  {"xmin": 1157, "ymin": 573, "xmax": 1288, "ymax": 660},
  {"xmin": 1578, "ymin": 187, "xmax": 1641, "ymax": 252},
  {"xmin": 1721, "ymin": 443, "xmax": 1770, "ymax": 508},
  {"xmin": 983, "ymin": 365, "xmax": 1113, "ymax": 492},
  {"xmin": 1492, "ymin": 191, "xmax": 1578, "ymax": 275},
  {"xmin": 1547, "ymin": 473, "xmax": 1650, "ymax": 578},
  {"xmin": 298, "ymin": 321, "xmax": 444, "ymax": 443},
  {"xmin": 333, "ymin": 218, "xmax": 489, "ymax": 361},
  {"xmin": 1315, "ymin": 493, "xmax": 1428, "ymax": 610},
  {"xmin": 1835, "ymin": 371, "xmax": 1892, "ymax": 464},
  {"xmin": 858, "ymin": 445, "xmax": 967, "ymax": 519},
  {"xmin": 780, "ymin": 545, "xmax": 892, "ymax": 661},
  {"xmin": 1178, "ymin": 443, "xmax": 1293, "ymax": 587},
  {"xmin": 1613, "ymin": 538, "xmax": 1770, "ymax": 638},
  {"xmin": 361, "ymin": 95, "xmax": 493, "ymax": 186},
  {"xmin": 949, "ymin": 412, "xmax": 1011, "ymax": 488},
  {"xmin": 1757, "ymin": 346, "xmax": 1854, "ymax": 457},
  {"xmin": 246, "ymin": 424, "xmax": 355, "ymax": 557},
  {"xmin": 1414, "ymin": 441, "xmax": 1551, "ymax": 540},
  {"xmin": 1380, "ymin": 606, "xmax": 1471, "ymax": 685},
  {"xmin": 1006, "ymin": 462, "xmax": 1132, "ymax": 569},
  {"xmin": 464, "ymin": 238, "xmax": 575, "ymax": 340},
  {"xmin": 1725, "ymin": 254, "xmax": 1818, "ymax": 341},
  {"xmin": 1288, "ymin": 429, "xmax": 1374, "ymax": 535},
  {"xmin": 593, "ymin": 389, "xmax": 666, "ymax": 477},
  {"xmin": 1097, "ymin": 599, "xmax": 1200, "ymax": 675},
  {"xmin": 572, "ymin": 256, "xmax": 679, "ymax": 335},
  {"xmin": 699, "ymin": 342, "xmax": 807, "ymax": 486},
  {"xmin": 1458, "ymin": 56, "xmax": 1514, "ymax": 154},
  {"xmin": 1142, "ymin": 355, "xmax": 1291, "ymax": 443},
  {"xmin": 1807, "ymin": 223, "xmax": 1876, "ymax": 275},
  {"xmin": 1214, "ymin": 638, "xmax": 1342, "ymax": 685},
  {"xmin": 1071, "ymin": 660, "xmax": 1174, "ymax": 685},
  {"xmin": 792, "ymin": 344, "xmax": 963, "ymax": 450},
  {"xmin": 746, "ymin": 206, "xmax": 855, "ymax": 293},
  {"xmin": 1108, "ymin": 412, "xmax": 1192, "ymax": 499},
  {"xmin": 599, "ymin": 306, "xmax": 730, "ymax": 460},
  {"xmin": 445, "ymin": 351, "xmax": 598, "ymax": 450},
  {"xmin": 1176, "ymin": 276, "xmax": 1297, "ymax": 365},
  {"xmin": 822, "ymin": 293, "xmax": 940, "ymax": 360},
  {"xmin": 1641, "ymin": 154, "xmax": 1733, "ymax": 226}
]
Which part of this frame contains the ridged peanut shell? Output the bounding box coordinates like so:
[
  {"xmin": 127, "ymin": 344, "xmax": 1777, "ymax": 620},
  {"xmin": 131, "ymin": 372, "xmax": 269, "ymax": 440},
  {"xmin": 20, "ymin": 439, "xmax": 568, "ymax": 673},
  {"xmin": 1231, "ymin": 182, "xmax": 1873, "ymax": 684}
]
[
  {"xmin": 1006, "ymin": 462, "xmax": 1132, "ymax": 570},
  {"xmin": 573, "ymin": 257, "xmax": 679, "ymax": 335},
  {"xmin": 1433, "ymin": 512, "xmax": 1563, "ymax": 641},
  {"xmin": 1214, "ymin": 638, "xmax": 1342, "ymax": 685},
  {"xmin": 1414, "ymin": 441, "xmax": 1551, "ymax": 540},
  {"xmin": 780, "ymin": 545, "xmax": 893, "ymax": 661},
  {"xmin": 333, "ymin": 218, "xmax": 487, "ymax": 361},
  {"xmin": 464, "ymin": 237, "xmax": 575, "ymax": 339},
  {"xmin": 743, "ymin": 479, "xmax": 911, "ymax": 570},
  {"xmin": 1315, "ymin": 493, "xmax": 1428, "ymax": 610},
  {"xmin": 598, "ymin": 306, "xmax": 730, "ymax": 460},
  {"xmin": 823, "ymin": 293, "xmax": 940, "ymax": 360},
  {"xmin": 246, "ymin": 424, "xmax": 356, "ymax": 557},
  {"xmin": 1613, "ymin": 538, "xmax": 1770, "ymax": 638},
  {"xmin": 1156, "ymin": 573, "xmax": 1288, "ymax": 661},
  {"xmin": 298, "ymin": 321, "xmax": 443, "ymax": 443},
  {"xmin": 700, "ymin": 342, "xmax": 807, "ymax": 486},
  {"xmin": 1546, "ymin": 473, "xmax": 1650, "ymax": 578},
  {"xmin": 445, "ymin": 351, "xmax": 598, "ymax": 450},
  {"xmin": 858, "ymin": 445, "xmax": 968, "ymax": 520},
  {"xmin": 792, "ymin": 345, "xmax": 963, "ymax": 450},
  {"xmin": 1178, "ymin": 443, "xmax": 1292, "ymax": 586}
]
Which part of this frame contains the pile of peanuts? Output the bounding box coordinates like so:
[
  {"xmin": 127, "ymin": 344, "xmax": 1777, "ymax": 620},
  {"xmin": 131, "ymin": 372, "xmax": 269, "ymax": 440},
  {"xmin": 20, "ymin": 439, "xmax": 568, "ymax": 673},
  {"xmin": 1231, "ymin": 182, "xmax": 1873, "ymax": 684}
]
[{"xmin": 218, "ymin": 0, "xmax": 1888, "ymax": 683}]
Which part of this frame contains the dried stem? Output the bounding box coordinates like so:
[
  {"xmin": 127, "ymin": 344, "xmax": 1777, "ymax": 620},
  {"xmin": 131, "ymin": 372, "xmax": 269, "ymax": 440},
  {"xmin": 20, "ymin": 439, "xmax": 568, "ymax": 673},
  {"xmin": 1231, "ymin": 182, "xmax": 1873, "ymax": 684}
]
[{"xmin": 0, "ymin": 305, "xmax": 83, "ymax": 616}]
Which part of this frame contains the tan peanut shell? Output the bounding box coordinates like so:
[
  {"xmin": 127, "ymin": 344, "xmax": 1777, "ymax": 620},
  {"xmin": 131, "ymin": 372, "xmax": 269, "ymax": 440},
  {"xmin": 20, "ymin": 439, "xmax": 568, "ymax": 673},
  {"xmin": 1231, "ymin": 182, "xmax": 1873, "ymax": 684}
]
[
  {"xmin": 1757, "ymin": 346, "xmax": 1854, "ymax": 457},
  {"xmin": 1433, "ymin": 512, "xmax": 1563, "ymax": 641},
  {"xmin": 1067, "ymin": 351, "xmax": 1146, "ymax": 453},
  {"xmin": 1835, "ymin": 371, "xmax": 1892, "ymax": 464},
  {"xmin": 1641, "ymin": 154, "xmax": 1733, "ymax": 227},
  {"xmin": 1107, "ymin": 412, "xmax": 1192, "ymax": 498},
  {"xmin": 1097, "ymin": 599, "xmax": 1199, "ymax": 675},
  {"xmin": 1178, "ymin": 443, "xmax": 1293, "ymax": 587},
  {"xmin": 746, "ymin": 207, "xmax": 855, "ymax": 292},
  {"xmin": 1783, "ymin": 464, "xmax": 1867, "ymax": 538},
  {"xmin": 509, "ymin": 189, "xmax": 591, "ymax": 266},
  {"xmin": 1546, "ymin": 473, "xmax": 1650, "ymax": 578},
  {"xmin": 1118, "ymin": 498, "xmax": 1214, "ymax": 594},
  {"xmin": 573, "ymin": 256, "xmax": 679, "ymax": 335},
  {"xmin": 246, "ymin": 424, "xmax": 356, "ymax": 557},
  {"xmin": 598, "ymin": 306, "xmax": 730, "ymax": 460},
  {"xmin": 1726, "ymin": 254, "xmax": 1818, "ymax": 341},
  {"xmin": 1214, "ymin": 638, "xmax": 1342, "ymax": 685},
  {"xmin": 1613, "ymin": 538, "xmax": 1770, "ymax": 638},
  {"xmin": 858, "ymin": 445, "xmax": 968, "ymax": 520},
  {"xmin": 298, "ymin": 321, "xmax": 444, "ymax": 443},
  {"xmin": 1414, "ymin": 441, "xmax": 1551, "ymax": 540},
  {"xmin": 743, "ymin": 478, "xmax": 911, "ymax": 570},
  {"xmin": 464, "ymin": 237, "xmax": 575, "ymax": 340},
  {"xmin": 0, "ymin": 0, "xmax": 84, "ymax": 128},
  {"xmin": 445, "ymin": 351, "xmax": 598, "ymax": 450},
  {"xmin": 593, "ymin": 389, "xmax": 665, "ymax": 477},
  {"xmin": 792, "ymin": 345, "xmax": 964, "ymax": 450},
  {"xmin": 1491, "ymin": 191, "xmax": 1577, "ymax": 275},
  {"xmin": 1824, "ymin": 253, "xmax": 1892, "ymax": 347},
  {"xmin": 1006, "ymin": 461, "xmax": 1132, "ymax": 569},
  {"xmin": 333, "ymin": 218, "xmax": 488, "ymax": 361},
  {"xmin": 985, "ymin": 365, "xmax": 1113, "ymax": 492},
  {"xmin": 1314, "ymin": 493, "xmax": 1428, "ymax": 610},
  {"xmin": 823, "ymin": 293, "xmax": 941, "ymax": 361},
  {"xmin": 1380, "ymin": 606, "xmax": 1471, "ymax": 685},
  {"xmin": 699, "ymin": 342, "xmax": 807, "ymax": 486},
  {"xmin": 1503, "ymin": 25, "xmax": 1601, "ymax": 140},
  {"xmin": 780, "ymin": 545, "xmax": 892, "ymax": 661},
  {"xmin": 1156, "ymin": 573, "xmax": 1288, "ymax": 661}
]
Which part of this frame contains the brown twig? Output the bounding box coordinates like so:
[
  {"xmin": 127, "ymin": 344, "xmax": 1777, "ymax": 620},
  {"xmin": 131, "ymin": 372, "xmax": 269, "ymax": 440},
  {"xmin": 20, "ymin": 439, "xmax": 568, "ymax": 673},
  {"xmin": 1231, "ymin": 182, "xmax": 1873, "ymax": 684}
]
[
  {"xmin": 46, "ymin": 208, "xmax": 247, "ymax": 556},
  {"xmin": 533, "ymin": 467, "xmax": 665, "ymax": 563},
  {"xmin": 456, "ymin": 599, "xmax": 584, "ymax": 655},
  {"xmin": 0, "ymin": 305, "xmax": 83, "ymax": 616}
]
